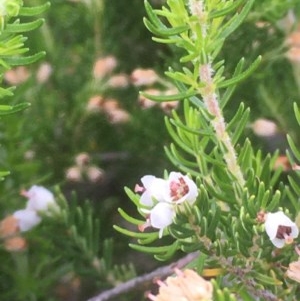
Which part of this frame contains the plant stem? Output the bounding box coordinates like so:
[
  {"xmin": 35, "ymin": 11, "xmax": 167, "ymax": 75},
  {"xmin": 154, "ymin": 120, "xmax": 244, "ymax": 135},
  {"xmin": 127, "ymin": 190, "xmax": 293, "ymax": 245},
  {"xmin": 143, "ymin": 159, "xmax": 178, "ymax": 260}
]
[{"xmin": 199, "ymin": 63, "xmax": 245, "ymax": 188}]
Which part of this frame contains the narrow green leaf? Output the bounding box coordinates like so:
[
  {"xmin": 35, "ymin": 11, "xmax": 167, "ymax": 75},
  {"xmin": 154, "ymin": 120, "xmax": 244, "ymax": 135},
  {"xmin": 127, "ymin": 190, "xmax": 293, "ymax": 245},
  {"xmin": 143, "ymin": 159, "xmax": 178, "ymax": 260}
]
[
  {"xmin": 0, "ymin": 170, "xmax": 10, "ymax": 180},
  {"xmin": 169, "ymin": 144, "xmax": 199, "ymax": 168},
  {"xmin": 227, "ymin": 102, "xmax": 245, "ymax": 132},
  {"xmin": 164, "ymin": 146, "xmax": 199, "ymax": 177},
  {"xmin": 293, "ymin": 102, "xmax": 300, "ymax": 126},
  {"xmin": 114, "ymin": 225, "xmax": 158, "ymax": 239},
  {"xmin": 286, "ymin": 186, "xmax": 300, "ymax": 212},
  {"xmin": 288, "ymin": 175, "xmax": 300, "ymax": 196},
  {"xmin": 124, "ymin": 187, "xmax": 140, "ymax": 207},
  {"xmin": 254, "ymin": 272, "xmax": 282, "ymax": 286},
  {"xmin": 139, "ymin": 89, "xmax": 196, "ymax": 102},
  {"xmin": 209, "ymin": 0, "xmax": 244, "ymax": 19},
  {"xmin": 144, "ymin": 17, "xmax": 188, "ymax": 37},
  {"xmin": 165, "ymin": 118, "xmax": 195, "ymax": 155},
  {"xmin": 6, "ymin": 19, "xmax": 45, "ymax": 33},
  {"xmin": 5, "ymin": 51, "xmax": 46, "ymax": 65},
  {"xmin": 220, "ymin": 58, "xmax": 244, "ymax": 108},
  {"xmin": 218, "ymin": 0, "xmax": 255, "ymax": 39},
  {"xmin": 165, "ymin": 70, "xmax": 196, "ymax": 86},
  {"xmin": 19, "ymin": 2, "xmax": 51, "ymax": 16},
  {"xmin": 287, "ymin": 134, "xmax": 300, "ymax": 161},
  {"xmin": 218, "ymin": 56, "xmax": 261, "ymax": 89},
  {"xmin": 264, "ymin": 190, "xmax": 280, "ymax": 210},
  {"xmin": 152, "ymin": 36, "xmax": 181, "ymax": 44},
  {"xmin": 144, "ymin": 0, "xmax": 165, "ymax": 28},
  {"xmin": 129, "ymin": 241, "xmax": 177, "ymax": 254},
  {"xmin": 118, "ymin": 208, "xmax": 145, "ymax": 225},
  {"xmin": 232, "ymin": 108, "xmax": 250, "ymax": 145},
  {"xmin": 0, "ymin": 102, "xmax": 30, "ymax": 115}
]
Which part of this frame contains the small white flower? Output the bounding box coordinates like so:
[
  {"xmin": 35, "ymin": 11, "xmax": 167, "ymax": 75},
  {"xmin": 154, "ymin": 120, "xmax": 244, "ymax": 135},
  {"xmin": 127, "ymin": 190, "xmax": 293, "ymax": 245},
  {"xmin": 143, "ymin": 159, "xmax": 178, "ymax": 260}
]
[
  {"xmin": 264, "ymin": 211, "xmax": 299, "ymax": 248},
  {"xmin": 136, "ymin": 172, "xmax": 198, "ymax": 237},
  {"xmin": 165, "ymin": 172, "xmax": 198, "ymax": 204},
  {"xmin": 13, "ymin": 209, "xmax": 41, "ymax": 232},
  {"xmin": 135, "ymin": 175, "xmax": 166, "ymax": 207},
  {"xmin": 150, "ymin": 202, "xmax": 175, "ymax": 238},
  {"xmin": 23, "ymin": 185, "xmax": 56, "ymax": 212}
]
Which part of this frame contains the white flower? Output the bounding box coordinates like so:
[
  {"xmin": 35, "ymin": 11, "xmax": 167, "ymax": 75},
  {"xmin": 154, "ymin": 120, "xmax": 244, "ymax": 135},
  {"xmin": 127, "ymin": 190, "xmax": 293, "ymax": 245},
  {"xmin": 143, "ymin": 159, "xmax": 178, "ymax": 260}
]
[
  {"xmin": 165, "ymin": 172, "xmax": 198, "ymax": 204},
  {"xmin": 13, "ymin": 209, "xmax": 41, "ymax": 232},
  {"xmin": 136, "ymin": 172, "xmax": 198, "ymax": 237},
  {"xmin": 23, "ymin": 185, "xmax": 56, "ymax": 212},
  {"xmin": 135, "ymin": 175, "xmax": 166, "ymax": 207},
  {"xmin": 264, "ymin": 211, "xmax": 299, "ymax": 248},
  {"xmin": 150, "ymin": 202, "xmax": 175, "ymax": 238}
]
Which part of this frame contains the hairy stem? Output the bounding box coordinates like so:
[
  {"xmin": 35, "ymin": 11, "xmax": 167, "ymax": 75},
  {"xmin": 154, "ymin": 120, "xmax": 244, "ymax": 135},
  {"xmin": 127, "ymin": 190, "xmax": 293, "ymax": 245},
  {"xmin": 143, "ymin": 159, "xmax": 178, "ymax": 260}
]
[{"xmin": 199, "ymin": 63, "xmax": 245, "ymax": 187}]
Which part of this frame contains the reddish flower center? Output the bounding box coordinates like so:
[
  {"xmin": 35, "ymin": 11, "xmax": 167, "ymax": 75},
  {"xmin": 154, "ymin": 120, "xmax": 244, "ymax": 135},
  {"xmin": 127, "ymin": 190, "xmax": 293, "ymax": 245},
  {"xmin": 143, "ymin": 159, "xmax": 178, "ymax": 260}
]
[
  {"xmin": 170, "ymin": 177, "xmax": 189, "ymax": 201},
  {"xmin": 276, "ymin": 225, "xmax": 292, "ymax": 239}
]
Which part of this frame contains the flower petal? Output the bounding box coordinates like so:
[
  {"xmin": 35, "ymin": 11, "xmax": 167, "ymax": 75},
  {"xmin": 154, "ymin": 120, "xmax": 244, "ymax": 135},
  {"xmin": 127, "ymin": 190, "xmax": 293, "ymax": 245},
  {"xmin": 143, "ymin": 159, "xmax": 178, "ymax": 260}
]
[
  {"xmin": 13, "ymin": 209, "xmax": 41, "ymax": 232},
  {"xmin": 150, "ymin": 202, "xmax": 175, "ymax": 230},
  {"xmin": 167, "ymin": 172, "xmax": 198, "ymax": 204},
  {"xmin": 25, "ymin": 185, "xmax": 55, "ymax": 212}
]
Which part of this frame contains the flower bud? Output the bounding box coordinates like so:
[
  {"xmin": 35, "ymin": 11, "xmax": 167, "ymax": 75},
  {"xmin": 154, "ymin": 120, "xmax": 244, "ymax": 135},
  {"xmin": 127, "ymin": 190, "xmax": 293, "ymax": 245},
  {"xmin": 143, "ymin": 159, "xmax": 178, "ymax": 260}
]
[
  {"xmin": 131, "ymin": 68, "xmax": 159, "ymax": 86},
  {"xmin": 251, "ymin": 119, "xmax": 278, "ymax": 137},
  {"xmin": 93, "ymin": 56, "xmax": 117, "ymax": 79},
  {"xmin": 4, "ymin": 236, "xmax": 27, "ymax": 252}
]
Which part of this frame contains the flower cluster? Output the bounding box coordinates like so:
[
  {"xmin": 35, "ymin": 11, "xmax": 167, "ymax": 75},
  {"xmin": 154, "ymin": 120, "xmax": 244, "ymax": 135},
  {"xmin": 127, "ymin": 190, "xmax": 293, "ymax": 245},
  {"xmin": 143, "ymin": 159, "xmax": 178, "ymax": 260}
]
[
  {"xmin": 65, "ymin": 152, "xmax": 104, "ymax": 183},
  {"xmin": 0, "ymin": 185, "xmax": 58, "ymax": 252},
  {"xmin": 148, "ymin": 268, "xmax": 213, "ymax": 301},
  {"xmin": 135, "ymin": 172, "xmax": 198, "ymax": 237}
]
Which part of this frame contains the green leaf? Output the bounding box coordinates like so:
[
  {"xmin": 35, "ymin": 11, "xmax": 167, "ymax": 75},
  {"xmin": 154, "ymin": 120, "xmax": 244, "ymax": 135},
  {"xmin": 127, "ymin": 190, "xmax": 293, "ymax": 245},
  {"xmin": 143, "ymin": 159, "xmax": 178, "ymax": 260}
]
[
  {"xmin": 144, "ymin": 0, "xmax": 165, "ymax": 29},
  {"xmin": 129, "ymin": 241, "xmax": 178, "ymax": 255},
  {"xmin": 254, "ymin": 271, "xmax": 282, "ymax": 286},
  {"xmin": 124, "ymin": 186, "xmax": 141, "ymax": 207},
  {"xmin": 293, "ymin": 102, "xmax": 300, "ymax": 126},
  {"xmin": 218, "ymin": 0, "xmax": 255, "ymax": 39},
  {"xmin": 117, "ymin": 208, "xmax": 145, "ymax": 226},
  {"xmin": 218, "ymin": 56, "xmax": 261, "ymax": 89},
  {"xmin": 139, "ymin": 89, "xmax": 196, "ymax": 102},
  {"xmin": 165, "ymin": 118, "xmax": 195, "ymax": 156},
  {"xmin": 6, "ymin": 19, "xmax": 45, "ymax": 33},
  {"xmin": 0, "ymin": 102, "xmax": 30, "ymax": 115},
  {"xmin": 287, "ymin": 134, "xmax": 300, "ymax": 161},
  {"xmin": 19, "ymin": 2, "xmax": 50, "ymax": 16},
  {"xmin": 5, "ymin": 51, "xmax": 46, "ymax": 65},
  {"xmin": 220, "ymin": 58, "xmax": 245, "ymax": 108},
  {"xmin": 209, "ymin": 0, "xmax": 244, "ymax": 19},
  {"xmin": 114, "ymin": 225, "xmax": 158, "ymax": 240},
  {"xmin": 143, "ymin": 17, "xmax": 188, "ymax": 37},
  {"xmin": 0, "ymin": 170, "xmax": 10, "ymax": 180}
]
